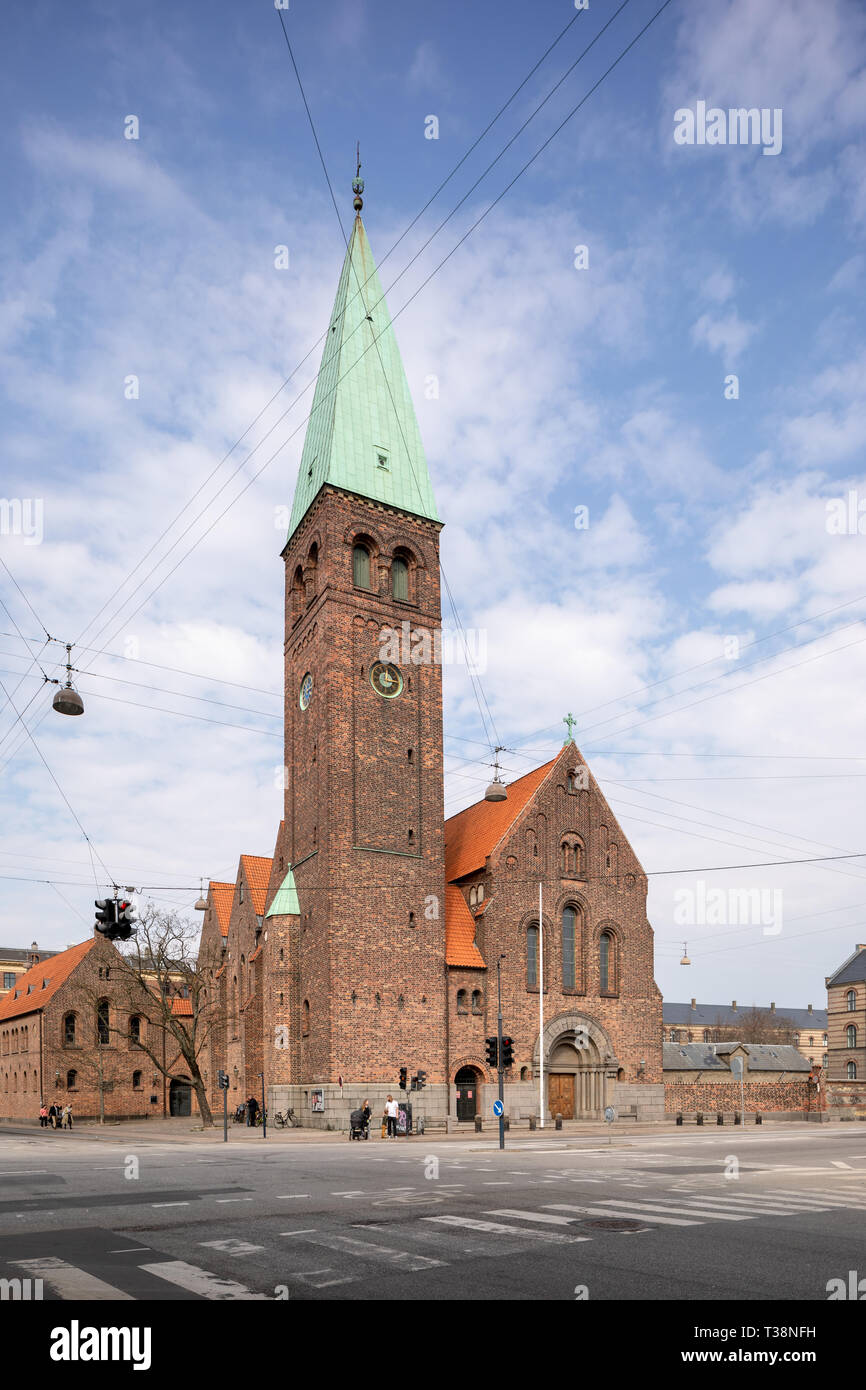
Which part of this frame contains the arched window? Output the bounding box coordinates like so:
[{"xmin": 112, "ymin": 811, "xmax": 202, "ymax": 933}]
[
  {"xmin": 471, "ymin": 990, "xmax": 483, "ymax": 1013},
  {"xmin": 847, "ymin": 1024, "xmax": 858, "ymax": 1048},
  {"xmin": 96, "ymin": 999, "xmax": 110, "ymax": 1046},
  {"xmin": 66, "ymin": 1069, "xmax": 77, "ymax": 1090},
  {"xmin": 132, "ymin": 1070, "xmax": 142, "ymax": 1090},
  {"xmin": 527, "ymin": 925, "xmax": 539, "ymax": 988},
  {"xmin": 562, "ymin": 907, "xmax": 577, "ymax": 990},
  {"xmin": 456, "ymin": 989, "xmax": 468, "ymax": 1014},
  {"xmin": 848, "ymin": 1061, "xmax": 858, "ymax": 1080},
  {"xmin": 392, "ymin": 556, "xmax": 409, "ymax": 602},
  {"xmin": 306, "ymin": 542, "xmax": 318, "ymax": 601},
  {"xmin": 599, "ymin": 931, "xmax": 614, "ymax": 993},
  {"xmin": 477, "ymin": 883, "xmax": 484, "ymax": 903},
  {"xmin": 291, "ymin": 565, "xmax": 305, "ymax": 620},
  {"xmin": 353, "ymin": 544, "xmax": 371, "ymax": 589},
  {"xmin": 848, "ymin": 989, "xmax": 857, "ymax": 1011},
  {"xmin": 469, "ymin": 886, "xmax": 477, "ymax": 907},
  {"xmin": 63, "ymin": 1013, "xmax": 76, "ymax": 1046},
  {"xmin": 302, "ymin": 1000, "xmax": 310, "ymax": 1036},
  {"xmin": 129, "ymin": 1016, "xmax": 141, "ymax": 1045}
]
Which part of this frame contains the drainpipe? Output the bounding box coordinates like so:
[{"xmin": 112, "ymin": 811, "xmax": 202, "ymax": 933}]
[{"xmin": 444, "ymin": 960, "xmax": 451, "ymax": 1116}]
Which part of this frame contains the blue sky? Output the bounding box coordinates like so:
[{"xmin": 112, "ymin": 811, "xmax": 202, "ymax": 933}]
[{"xmin": 1, "ymin": 0, "xmax": 865, "ymax": 1013}]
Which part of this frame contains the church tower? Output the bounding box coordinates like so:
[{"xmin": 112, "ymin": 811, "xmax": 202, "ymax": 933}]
[{"xmin": 279, "ymin": 177, "xmax": 447, "ymax": 1088}]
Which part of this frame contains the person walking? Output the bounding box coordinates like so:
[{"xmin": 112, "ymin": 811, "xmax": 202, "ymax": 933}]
[
  {"xmin": 39, "ymin": 1103, "xmax": 48, "ymax": 1128},
  {"xmin": 48, "ymin": 1103, "xmax": 58, "ymax": 1130},
  {"xmin": 385, "ymin": 1094, "xmax": 399, "ymax": 1138},
  {"xmin": 246, "ymin": 1095, "xmax": 259, "ymax": 1127},
  {"xmin": 63, "ymin": 1103, "xmax": 73, "ymax": 1130}
]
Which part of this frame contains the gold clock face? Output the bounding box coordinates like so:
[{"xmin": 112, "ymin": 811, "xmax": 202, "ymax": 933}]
[
  {"xmin": 370, "ymin": 661, "xmax": 403, "ymax": 699},
  {"xmin": 299, "ymin": 672, "xmax": 313, "ymax": 710}
]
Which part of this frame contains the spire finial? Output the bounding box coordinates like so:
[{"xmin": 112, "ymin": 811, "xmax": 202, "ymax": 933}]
[
  {"xmin": 352, "ymin": 142, "xmax": 364, "ymax": 213},
  {"xmin": 562, "ymin": 711, "xmax": 577, "ymax": 744}
]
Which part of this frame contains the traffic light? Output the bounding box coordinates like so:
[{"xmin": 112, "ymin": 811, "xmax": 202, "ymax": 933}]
[
  {"xmin": 217, "ymin": 1069, "xmax": 229, "ymax": 1089},
  {"xmin": 94, "ymin": 899, "xmax": 116, "ymax": 935},
  {"xmin": 485, "ymin": 1036, "xmax": 498, "ymax": 1068},
  {"xmin": 416, "ymin": 1070, "xmax": 427, "ymax": 1091},
  {"xmin": 115, "ymin": 900, "xmax": 137, "ymax": 941},
  {"xmin": 399, "ymin": 1066, "xmax": 407, "ymax": 1090},
  {"xmin": 410, "ymin": 1076, "xmax": 418, "ymax": 1092},
  {"xmin": 501, "ymin": 1036, "xmax": 514, "ymax": 1069}
]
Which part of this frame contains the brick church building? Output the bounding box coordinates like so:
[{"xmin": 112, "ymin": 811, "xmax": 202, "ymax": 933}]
[{"xmin": 198, "ymin": 183, "xmax": 663, "ymax": 1127}]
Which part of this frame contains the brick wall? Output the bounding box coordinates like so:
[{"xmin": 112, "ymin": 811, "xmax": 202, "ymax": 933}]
[{"xmin": 664, "ymin": 1079, "xmax": 812, "ymax": 1113}]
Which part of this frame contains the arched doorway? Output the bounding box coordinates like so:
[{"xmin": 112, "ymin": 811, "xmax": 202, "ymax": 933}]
[
  {"xmin": 534, "ymin": 1013, "xmax": 618, "ymax": 1121},
  {"xmin": 454, "ymin": 1066, "xmax": 481, "ymax": 1122},
  {"xmin": 169, "ymin": 1077, "xmax": 192, "ymax": 1117}
]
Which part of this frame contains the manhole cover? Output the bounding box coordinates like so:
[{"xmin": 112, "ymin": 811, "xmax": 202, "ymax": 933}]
[{"xmin": 583, "ymin": 1217, "xmax": 644, "ymax": 1232}]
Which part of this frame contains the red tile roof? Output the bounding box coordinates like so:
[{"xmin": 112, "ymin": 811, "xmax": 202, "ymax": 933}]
[
  {"xmin": 170, "ymin": 998, "xmax": 193, "ymax": 1016},
  {"xmin": 209, "ymin": 882, "xmax": 234, "ymax": 938},
  {"xmin": 241, "ymin": 855, "xmax": 273, "ymax": 915},
  {"xmin": 0, "ymin": 938, "xmax": 96, "ymax": 1022},
  {"xmin": 444, "ymin": 758, "xmax": 556, "ymax": 882},
  {"xmin": 445, "ymin": 886, "xmax": 485, "ymax": 968}
]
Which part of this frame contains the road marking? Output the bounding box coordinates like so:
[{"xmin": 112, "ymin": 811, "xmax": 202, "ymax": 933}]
[
  {"xmin": 138, "ymin": 1260, "xmax": 269, "ymax": 1299},
  {"xmin": 599, "ymin": 1199, "xmax": 751, "ymax": 1222},
  {"xmin": 332, "ymin": 1190, "xmax": 365, "ymax": 1196},
  {"xmin": 152, "ymin": 1201, "xmax": 190, "ymax": 1208},
  {"xmin": 424, "ymin": 1215, "xmax": 589, "ymax": 1243},
  {"xmin": 291, "ymin": 1232, "xmax": 445, "ymax": 1270},
  {"xmin": 13, "ymin": 1256, "xmax": 134, "ymax": 1301},
  {"xmin": 0, "ymin": 1170, "xmax": 49, "ymax": 1175},
  {"xmin": 771, "ymin": 1188, "xmax": 866, "ymax": 1208},
  {"xmin": 214, "ymin": 1197, "xmax": 253, "ymax": 1203},
  {"xmin": 276, "ymin": 1194, "xmax": 310, "ymax": 1199},
  {"xmin": 200, "ymin": 1239, "xmax": 265, "ymax": 1256},
  {"xmin": 110, "ymin": 1247, "xmax": 151, "ymax": 1253},
  {"xmin": 280, "ymin": 1229, "xmax": 318, "ymax": 1236},
  {"xmin": 487, "ymin": 1208, "xmax": 577, "ymax": 1227},
  {"xmin": 832, "ymin": 1161, "xmax": 853, "ymax": 1169},
  {"xmin": 483, "ymin": 1182, "xmax": 511, "ymax": 1186},
  {"xmin": 546, "ymin": 1203, "xmax": 701, "ymax": 1227},
  {"xmin": 291, "ymin": 1269, "xmax": 354, "ymax": 1288}
]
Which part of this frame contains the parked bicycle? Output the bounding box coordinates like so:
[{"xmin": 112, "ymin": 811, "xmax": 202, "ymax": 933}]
[{"xmin": 274, "ymin": 1108, "xmax": 297, "ymax": 1128}]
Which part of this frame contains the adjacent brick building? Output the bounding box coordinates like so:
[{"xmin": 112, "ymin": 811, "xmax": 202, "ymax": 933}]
[
  {"xmin": 825, "ymin": 944, "xmax": 866, "ymax": 1081},
  {"xmin": 198, "ymin": 187, "xmax": 664, "ymax": 1128}
]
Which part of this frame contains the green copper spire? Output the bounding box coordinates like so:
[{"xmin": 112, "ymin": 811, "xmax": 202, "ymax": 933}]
[
  {"xmin": 266, "ymin": 866, "xmax": 300, "ymax": 917},
  {"xmin": 287, "ymin": 191, "xmax": 439, "ymax": 541}
]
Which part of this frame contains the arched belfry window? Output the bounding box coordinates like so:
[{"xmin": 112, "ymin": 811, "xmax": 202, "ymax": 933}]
[
  {"xmin": 599, "ymin": 931, "xmax": 616, "ymax": 993},
  {"xmin": 392, "ymin": 556, "xmax": 409, "ymax": 602},
  {"xmin": 353, "ymin": 544, "xmax": 371, "ymax": 589},
  {"xmin": 562, "ymin": 907, "xmax": 578, "ymax": 990}
]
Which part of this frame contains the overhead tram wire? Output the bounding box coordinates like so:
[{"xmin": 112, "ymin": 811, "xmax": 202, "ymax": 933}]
[
  {"xmin": 65, "ymin": 0, "xmax": 596, "ymax": 661},
  {"xmin": 62, "ymin": 0, "xmax": 674, "ymax": 698}
]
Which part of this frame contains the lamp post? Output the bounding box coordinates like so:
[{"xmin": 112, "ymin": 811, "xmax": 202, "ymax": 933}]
[{"xmin": 538, "ymin": 882, "xmax": 544, "ymax": 1129}]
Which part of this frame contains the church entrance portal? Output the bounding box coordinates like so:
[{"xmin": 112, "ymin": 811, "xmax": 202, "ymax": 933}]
[
  {"xmin": 169, "ymin": 1078, "xmax": 192, "ymax": 1117},
  {"xmin": 455, "ymin": 1067, "xmax": 480, "ymax": 1122},
  {"xmin": 548, "ymin": 1073, "xmax": 575, "ymax": 1120}
]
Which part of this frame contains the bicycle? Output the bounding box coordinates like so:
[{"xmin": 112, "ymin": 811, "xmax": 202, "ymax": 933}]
[{"xmin": 274, "ymin": 1108, "xmax": 297, "ymax": 1128}]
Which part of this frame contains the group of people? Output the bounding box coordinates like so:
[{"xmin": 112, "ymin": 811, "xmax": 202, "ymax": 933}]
[{"xmin": 39, "ymin": 1102, "xmax": 72, "ymax": 1130}]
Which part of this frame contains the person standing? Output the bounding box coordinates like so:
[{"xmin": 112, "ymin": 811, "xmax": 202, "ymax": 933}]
[
  {"xmin": 39, "ymin": 1103, "xmax": 48, "ymax": 1128},
  {"xmin": 246, "ymin": 1095, "xmax": 259, "ymax": 1127},
  {"xmin": 63, "ymin": 1103, "xmax": 73, "ymax": 1130},
  {"xmin": 385, "ymin": 1094, "xmax": 399, "ymax": 1138},
  {"xmin": 48, "ymin": 1103, "xmax": 58, "ymax": 1130}
]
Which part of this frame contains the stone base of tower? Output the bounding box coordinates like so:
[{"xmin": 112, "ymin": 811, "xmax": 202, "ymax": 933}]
[{"xmin": 268, "ymin": 1079, "xmax": 665, "ymax": 1129}]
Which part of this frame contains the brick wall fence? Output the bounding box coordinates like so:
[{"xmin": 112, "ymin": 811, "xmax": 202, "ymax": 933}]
[
  {"xmin": 665, "ymin": 1080, "xmax": 812, "ymax": 1114},
  {"xmin": 824, "ymin": 1078, "xmax": 866, "ymax": 1114}
]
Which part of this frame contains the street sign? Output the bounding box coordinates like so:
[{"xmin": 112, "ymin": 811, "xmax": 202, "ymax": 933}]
[{"xmin": 493, "ymin": 1099, "xmax": 503, "ymax": 1117}]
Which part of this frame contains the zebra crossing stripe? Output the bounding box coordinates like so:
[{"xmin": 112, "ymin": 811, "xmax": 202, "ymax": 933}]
[
  {"xmin": 770, "ymin": 1189, "xmax": 866, "ymax": 1208},
  {"xmin": 424, "ymin": 1215, "xmax": 589, "ymax": 1243},
  {"xmin": 290, "ymin": 1232, "xmax": 445, "ymax": 1271},
  {"xmin": 138, "ymin": 1260, "xmax": 270, "ymax": 1299},
  {"xmin": 12, "ymin": 1256, "xmax": 134, "ymax": 1301},
  {"xmin": 596, "ymin": 1199, "xmax": 751, "ymax": 1222},
  {"xmin": 545, "ymin": 1203, "xmax": 701, "ymax": 1227},
  {"xmin": 486, "ymin": 1209, "xmax": 578, "ymax": 1227}
]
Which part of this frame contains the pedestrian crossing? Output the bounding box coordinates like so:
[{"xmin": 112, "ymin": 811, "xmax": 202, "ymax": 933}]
[{"xmin": 3, "ymin": 1183, "xmax": 865, "ymax": 1299}]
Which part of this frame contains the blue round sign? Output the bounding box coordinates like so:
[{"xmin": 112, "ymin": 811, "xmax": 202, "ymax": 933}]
[{"xmin": 493, "ymin": 1100, "xmax": 504, "ymax": 1117}]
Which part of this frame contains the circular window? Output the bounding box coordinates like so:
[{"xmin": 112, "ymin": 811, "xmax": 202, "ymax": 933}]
[
  {"xmin": 370, "ymin": 661, "xmax": 403, "ymax": 699},
  {"xmin": 299, "ymin": 672, "xmax": 313, "ymax": 710}
]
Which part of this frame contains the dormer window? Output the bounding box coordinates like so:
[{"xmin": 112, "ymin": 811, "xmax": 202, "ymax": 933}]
[{"xmin": 376, "ymin": 449, "xmax": 389, "ymax": 470}]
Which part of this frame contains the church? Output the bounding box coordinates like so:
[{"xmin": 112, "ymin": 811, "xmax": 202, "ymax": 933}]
[{"xmin": 198, "ymin": 180, "xmax": 663, "ymax": 1127}]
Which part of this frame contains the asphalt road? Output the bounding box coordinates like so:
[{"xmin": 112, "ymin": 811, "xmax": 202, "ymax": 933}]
[{"xmin": 2, "ymin": 1123, "xmax": 866, "ymax": 1301}]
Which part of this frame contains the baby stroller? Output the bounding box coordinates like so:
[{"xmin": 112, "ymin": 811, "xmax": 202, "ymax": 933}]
[{"xmin": 349, "ymin": 1107, "xmax": 370, "ymax": 1140}]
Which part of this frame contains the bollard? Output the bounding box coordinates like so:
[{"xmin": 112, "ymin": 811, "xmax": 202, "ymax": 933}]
[
  {"xmin": 696, "ymin": 1112, "xmax": 703, "ymax": 1126},
  {"xmin": 417, "ymin": 1117, "xmax": 425, "ymax": 1135},
  {"xmin": 529, "ymin": 1115, "xmax": 536, "ymax": 1131},
  {"xmin": 474, "ymin": 1114, "xmax": 482, "ymax": 1133},
  {"xmin": 676, "ymin": 1113, "xmax": 683, "ymax": 1125},
  {"xmin": 555, "ymin": 1112, "xmax": 563, "ymax": 1131},
  {"xmin": 734, "ymin": 1112, "xmax": 741, "ymax": 1125},
  {"xmin": 755, "ymin": 1113, "xmax": 762, "ymax": 1125},
  {"xmin": 717, "ymin": 1113, "xmax": 724, "ymax": 1125}
]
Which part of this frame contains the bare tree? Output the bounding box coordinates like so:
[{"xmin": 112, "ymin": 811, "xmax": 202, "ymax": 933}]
[{"xmin": 104, "ymin": 904, "xmax": 227, "ymax": 1127}]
